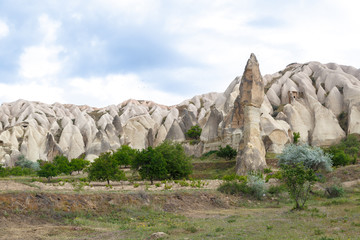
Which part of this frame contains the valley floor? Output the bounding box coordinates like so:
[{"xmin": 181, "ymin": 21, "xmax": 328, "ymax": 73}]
[{"xmin": 1, "ymin": 165, "xmax": 360, "ymax": 240}]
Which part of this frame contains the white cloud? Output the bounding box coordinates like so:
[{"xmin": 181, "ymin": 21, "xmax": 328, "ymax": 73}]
[
  {"xmin": 68, "ymin": 73, "xmax": 185, "ymax": 107},
  {"xmin": 38, "ymin": 14, "xmax": 61, "ymax": 43},
  {"xmin": 0, "ymin": 82, "xmax": 65, "ymax": 104},
  {"xmin": 0, "ymin": 20, "xmax": 9, "ymax": 39},
  {"xmin": 19, "ymin": 45, "xmax": 64, "ymax": 79},
  {"xmin": 18, "ymin": 14, "xmax": 65, "ymax": 80}
]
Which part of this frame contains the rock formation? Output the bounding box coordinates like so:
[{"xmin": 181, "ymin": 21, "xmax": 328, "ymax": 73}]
[
  {"xmin": 1, "ymin": 57, "xmax": 360, "ymax": 168},
  {"xmin": 234, "ymin": 53, "xmax": 266, "ymax": 174}
]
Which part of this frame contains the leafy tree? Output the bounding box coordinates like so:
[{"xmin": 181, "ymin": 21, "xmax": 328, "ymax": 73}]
[
  {"xmin": 87, "ymin": 152, "xmax": 126, "ymax": 185},
  {"xmin": 132, "ymin": 147, "xmax": 168, "ymax": 184},
  {"xmin": 278, "ymin": 144, "xmax": 332, "ymax": 171},
  {"xmin": 186, "ymin": 125, "xmax": 202, "ymax": 140},
  {"xmin": 53, "ymin": 155, "xmax": 72, "ymax": 175},
  {"xmin": 37, "ymin": 162, "xmax": 58, "ymax": 182},
  {"xmin": 216, "ymin": 145, "xmax": 237, "ymax": 160},
  {"xmin": 155, "ymin": 141, "xmax": 192, "ymax": 179},
  {"xmin": 70, "ymin": 158, "xmax": 90, "ymax": 173},
  {"xmin": 278, "ymin": 144, "xmax": 332, "ymax": 210},
  {"xmin": 112, "ymin": 145, "xmax": 138, "ymax": 167},
  {"xmin": 293, "ymin": 132, "xmax": 300, "ymax": 144},
  {"xmin": 280, "ymin": 163, "xmax": 316, "ymax": 210}
]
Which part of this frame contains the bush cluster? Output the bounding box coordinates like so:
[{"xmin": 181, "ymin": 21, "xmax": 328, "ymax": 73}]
[
  {"xmin": 132, "ymin": 141, "xmax": 192, "ymax": 184},
  {"xmin": 216, "ymin": 145, "xmax": 237, "ymax": 160},
  {"xmin": 218, "ymin": 173, "xmax": 266, "ymax": 200},
  {"xmin": 325, "ymin": 134, "xmax": 359, "ymax": 167}
]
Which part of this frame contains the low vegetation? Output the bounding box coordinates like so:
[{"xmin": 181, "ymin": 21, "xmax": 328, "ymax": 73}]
[{"xmin": 1, "ymin": 136, "xmax": 360, "ymax": 239}]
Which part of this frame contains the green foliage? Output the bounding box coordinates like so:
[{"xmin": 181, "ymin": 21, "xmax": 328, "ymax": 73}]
[
  {"xmin": 37, "ymin": 162, "xmax": 58, "ymax": 182},
  {"xmin": 222, "ymin": 174, "xmax": 247, "ymax": 182},
  {"xmin": 280, "ymin": 163, "xmax": 317, "ymax": 210},
  {"xmin": 265, "ymin": 171, "xmax": 282, "ymax": 182},
  {"xmin": 0, "ymin": 165, "xmax": 8, "ymax": 177},
  {"xmin": 53, "ymin": 155, "xmax": 72, "ymax": 175},
  {"xmin": 218, "ymin": 174, "xmax": 265, "ymax": 199},
  {"xmin": 293, "ymin": 132, "xmax": 300, "ymax": 144},
  {"xmin": 112, "ymin": 145, "xmax": 138, "ymax": 167},
  {"xmin": 268, "ymin": 184, "xmax": 287, "ymax": 195},
  {"xmin": 202, "ymin": 150, "xmax": 218, "ymax": 158},
  {"xmin": 328, "ymin": 149, "xmax": 352, "ymax": 166},
  {"xmin": 325, "ymin": 184, "xmax": 344, "ymax": 198},
  {"xmin": 278, "ymin": 144, "xmax": 332, "ymax": 171},
  {"xmin": 326, "ymin": 134, "xmax": 359, "ymax": 167},
  {"xmin": 217, "ymin": 181, "xmax": 250, "ymax": 195},
  {"xmin": 247, "ymin": 174, "xmax": 267, "ymax": 200},
  {"xmin": 186, "ymin": 125, "xmax": 202, "ymax": 140},
  {"xmin": 132, "ymin": 147, "xmax": 168, "ymax": 184},
  {"xmin": 155, "ymin": 141, "xmax": 192, "ymax": 179},
  {"xmin": 216, "ymin": 145, "xmax": 237, "ymax": 160},
  {"xmin": 70, "ymin": 158, "xmax": 90, "ymax": 173},
  {"xmin": 263, "ymin": 168, "xmax": 272, "ymax": 174},
  {"xmin": 87, "ymin": 152, "xmax": 126, "ymax": 185},
  {"xmin": 16, "ymin": 156, "xmax": 40, "ymax": 171}
]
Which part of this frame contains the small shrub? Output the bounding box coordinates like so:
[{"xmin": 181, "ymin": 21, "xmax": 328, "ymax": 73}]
[
  {"xmin": 15, "ymin": 157, "xmax": 40, "ymax": 171},
  {"xmin": 263, "ymin": 168, "xmax": 272, "ymax": 174},
  {"xmin": 217, "ymin": 181, "xmax": 249, "ymax": 195},
  {"xmin": 247, "ymin": 174, "xmax": 266, "ymax": 200},
  {"xmin": 155, "ymin": 183, "xmax": 161, "ymax": 187},
  {"xmin": 280, "ymin": 163, "xmax": 317, "ymax": 210},
  {"xmin": 293, "ymin": 132, "xmax": 300, "ymax": 144},
  {"xmin": 268, "ymin": 184, "xmax": 287, "ymax": 195},
  {"xmin": 185, "ymin": 226, "xmax": 198, "ymax": 233},
  {"xmin": 186, "ymin": 125, "xmax": 202, "ymax": 140},
  {"xmin": 178, "ymin": 180, "xmax": 190, "ymax": 187},
  {"xmin": 133, "ymin": 183, "xmax": 140, "ymax": 188},
  {"xmin": 222, "ymin": 174, "xmax": 247, "ymax": 182},
  {"xmin": 325, "ymin": 184, "xmax": 344, "ymax": 198},
  {"xmin": 215, "ymin": 227, "xmax": 224, "ymax": 232},
  {"xmin": 216, "ymin": 145, "xmax": 237, "ymax": 160}
]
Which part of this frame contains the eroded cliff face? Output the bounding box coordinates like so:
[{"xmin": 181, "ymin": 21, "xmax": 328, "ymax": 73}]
[
  {"xmin": 1, "ymin": 57, "xmax": 360, "ymax": 170},
  {"xmin": 234, "ymin": 53, "xmax": 266, "ymax": 174}
]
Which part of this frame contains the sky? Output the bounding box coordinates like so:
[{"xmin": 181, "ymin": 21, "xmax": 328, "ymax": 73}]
[{"xmin": 0, "ymin": 0, "xmax": 359, "ymax": 107}]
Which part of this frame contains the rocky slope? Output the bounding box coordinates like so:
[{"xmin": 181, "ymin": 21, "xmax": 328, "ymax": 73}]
[{"xmin": 1, "ymin": 57, "xmax": 360, "ymax": 166}]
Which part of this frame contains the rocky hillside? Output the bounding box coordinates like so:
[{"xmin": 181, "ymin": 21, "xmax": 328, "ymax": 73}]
[{"xmin": 1, "ymin": 58, "xmax": 360, "ymax": 166}]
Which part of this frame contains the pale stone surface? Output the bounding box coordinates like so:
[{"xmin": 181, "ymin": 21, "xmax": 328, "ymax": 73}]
[
  {"xmin": 325, "ymin": 87, "xmax": 344, "ymax": 116},
  {"xmin": 1, "ymin": 59, "xmax": 360, "ymax": 165},
  {"xmin": 266, "ymin": 88, "xmax": 281, "ymax": 107},
  {"xmin": 236, "ymin": 106, "xmax": 266, "ymax": 174},
  {"xmin": 235, "ymin": 53, "xmax": 266, "ymax": 174},
  {"xmin": 348, "ymin": 102, "xmax": 360, "ymax": 135}
]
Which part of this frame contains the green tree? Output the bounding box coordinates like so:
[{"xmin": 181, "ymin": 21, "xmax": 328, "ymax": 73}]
[
  {"xmin": 155, "ymin": 141, "xmax": 192, "ymax": 179},
  {"xmin": 112, "ymin": 145, "xmax": 138, "ymax": 167},
  {"xmin": 37, "ymin": 162, "xmax": 58, "ymax": 182},
  {"xmin": 70, "ymin": 158, "xmax": 90, "ymax": 173},
  {"xmin": 132, "ymin": 147, "xmax": 168, "ymax": 184},
  {"xmin": 186, "ymin": 125, "xmax": 202, "ymax": 140},
  {"xmin": 216, "ymin": 145, "xmax": 237, "ymax": 160},
  {"xmin": 280, "ymin": 163, "xmax": 316, "ymax": 210},
  {"xmin": 278, "ymin": 144, "xmax": 332, "ymax": 210},
  {"xmin": 87, "ymin": 152, "xmax": 126, "ymax": 185},
  {"xmin": 53, "ymin": 155, "xmax": 72, "ymax": 175}
]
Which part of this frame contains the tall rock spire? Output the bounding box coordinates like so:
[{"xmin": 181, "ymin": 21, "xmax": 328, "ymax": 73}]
[{"xmin": 235, "ymin": 53, "xmax": 266, "ymax": 174}]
